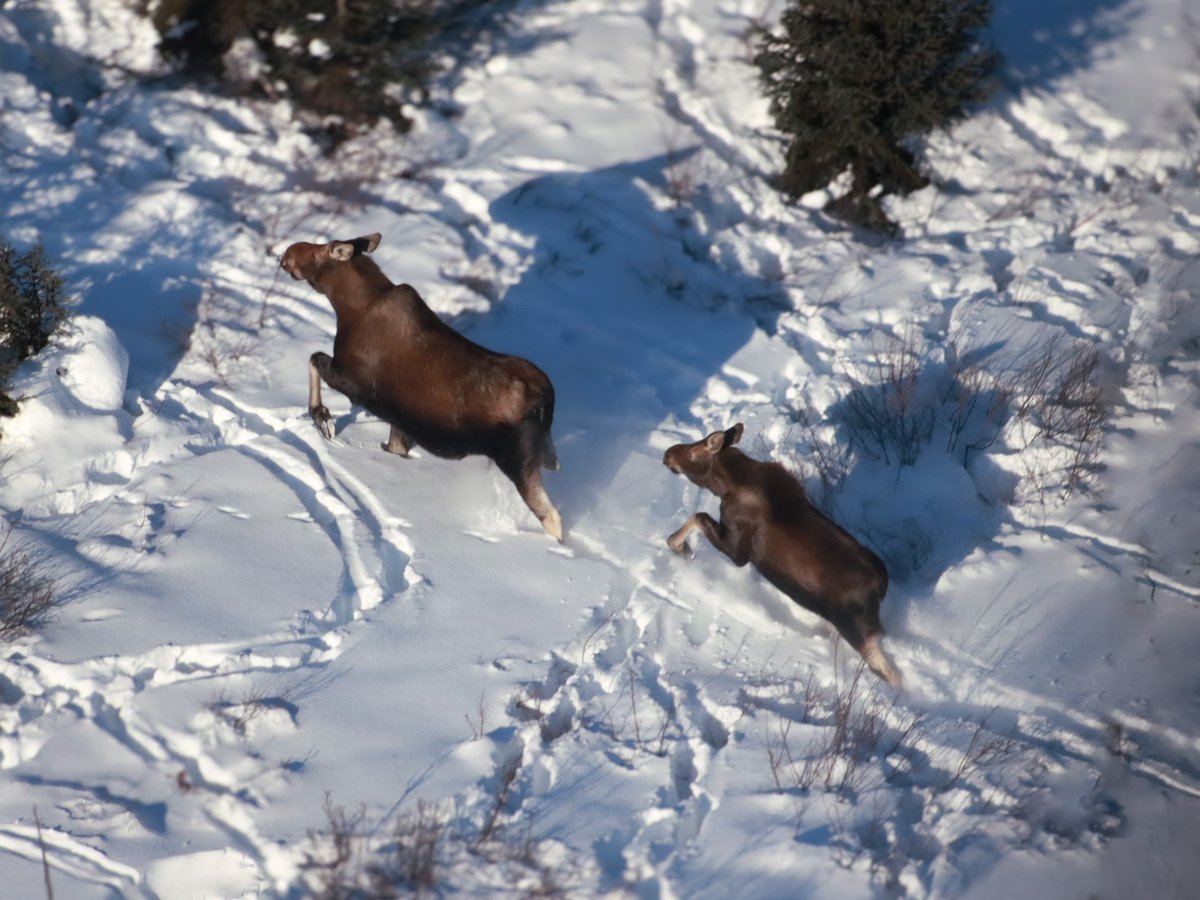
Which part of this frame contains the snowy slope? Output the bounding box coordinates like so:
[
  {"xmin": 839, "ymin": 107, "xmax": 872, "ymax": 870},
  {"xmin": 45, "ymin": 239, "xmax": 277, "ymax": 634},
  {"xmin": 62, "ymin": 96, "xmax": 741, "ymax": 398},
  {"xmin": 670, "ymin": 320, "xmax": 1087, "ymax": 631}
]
[{"xmin": 1, "ymin": 0, "xmax": 1199, "ymax": 897}]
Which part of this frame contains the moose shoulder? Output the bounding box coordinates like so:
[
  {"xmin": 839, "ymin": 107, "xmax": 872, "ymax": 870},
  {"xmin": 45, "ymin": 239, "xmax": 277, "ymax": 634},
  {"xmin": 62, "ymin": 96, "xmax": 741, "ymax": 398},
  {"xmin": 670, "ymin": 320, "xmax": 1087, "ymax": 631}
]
[
  {"xmin": 663, "ymin": 423, "xmax": 900, "ymax": 685},
  {"xmin": 280, "ymin": 233, "xmax": 563, "ymax": 542}
]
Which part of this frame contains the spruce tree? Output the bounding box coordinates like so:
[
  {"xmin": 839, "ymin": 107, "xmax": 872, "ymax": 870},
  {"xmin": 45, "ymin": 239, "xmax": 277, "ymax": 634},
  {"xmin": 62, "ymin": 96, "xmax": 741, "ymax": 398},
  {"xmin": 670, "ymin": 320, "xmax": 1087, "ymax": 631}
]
[
  {"xmin": 154, "ymin": 0, "xmax": 475, "ymax": 145},
  {"xmin": 1, "ymin": 244, "xmax": 68, "ymax": 422},
  {"xmin": 755, "ymin": 0, "xmax": 998, "ymax": 233}
]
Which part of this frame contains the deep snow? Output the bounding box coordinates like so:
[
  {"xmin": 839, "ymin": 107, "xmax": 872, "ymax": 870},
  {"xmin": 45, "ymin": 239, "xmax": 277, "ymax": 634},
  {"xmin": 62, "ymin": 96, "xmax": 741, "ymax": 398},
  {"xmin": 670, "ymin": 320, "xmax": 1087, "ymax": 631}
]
[{"xmin": 1, "ymin": 0, "xmax": 1199, "ymax": 897}]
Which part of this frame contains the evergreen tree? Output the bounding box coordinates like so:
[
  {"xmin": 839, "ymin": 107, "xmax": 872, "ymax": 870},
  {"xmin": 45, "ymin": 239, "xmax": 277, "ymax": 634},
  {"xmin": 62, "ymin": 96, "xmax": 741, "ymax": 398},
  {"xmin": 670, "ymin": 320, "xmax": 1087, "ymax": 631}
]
[
  {"xmin": 755, "ymin": 0, "xmax": 998, "ymax": 233},
  {"xmin": 1, "ymin": 244, "xmax": 68, "ymax": 422},
  {"xmin": 154, "ymin": 0, "xmax": 482, "ymax": 145}
]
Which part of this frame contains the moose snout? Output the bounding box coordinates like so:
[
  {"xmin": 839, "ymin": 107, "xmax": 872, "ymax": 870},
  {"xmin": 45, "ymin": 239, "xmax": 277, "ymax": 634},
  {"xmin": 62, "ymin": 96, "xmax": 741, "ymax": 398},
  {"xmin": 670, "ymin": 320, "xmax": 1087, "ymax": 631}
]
[{"xmin": 663, "ymin": 448, "xmax": 683, "ymax": 474}]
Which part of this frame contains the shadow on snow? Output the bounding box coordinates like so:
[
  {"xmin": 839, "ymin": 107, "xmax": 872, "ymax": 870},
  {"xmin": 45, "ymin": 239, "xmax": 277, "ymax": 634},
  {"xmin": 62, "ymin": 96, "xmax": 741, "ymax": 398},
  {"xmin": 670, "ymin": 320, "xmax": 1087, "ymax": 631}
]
[{"xmin": 466, "ymin": 151, "xmax": 786, "ymax": 528}]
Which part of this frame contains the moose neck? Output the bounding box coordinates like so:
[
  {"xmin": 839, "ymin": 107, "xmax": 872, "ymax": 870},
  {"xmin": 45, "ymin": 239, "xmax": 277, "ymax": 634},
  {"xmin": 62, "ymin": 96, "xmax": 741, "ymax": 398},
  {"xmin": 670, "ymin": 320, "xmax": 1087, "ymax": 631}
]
[
  {"xmin": 696, "ymin": 451, "xmax": 740, "ymax": 498},
  {"xmin": 312, "ymin": 257, "xmax": 394, "ymax": 317}
]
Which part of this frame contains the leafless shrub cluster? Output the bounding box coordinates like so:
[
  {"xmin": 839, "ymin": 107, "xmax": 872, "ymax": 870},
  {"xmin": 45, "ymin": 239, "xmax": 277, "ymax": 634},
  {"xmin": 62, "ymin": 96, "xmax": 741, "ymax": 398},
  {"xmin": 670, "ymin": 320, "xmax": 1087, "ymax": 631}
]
[
  {"xmin": 766, "ymin": 661, "xmax": 919, "ymax": 798},
  {"xmin": 303, "ymin": 796, "xmax": 448, "ymax": 899},
  {"xmin": 838, "ymin": 329, "xmax": 936, "ymax": 467},
  {"xmin": 301, "ymin": 791, "xmax": 578, "ymax": 899},
  {"xmin": 477, "ymin": 750, "xmax": 521, "ymax": 845},
  {"xmin": 654, "ymin": 85, "xmax": 710, "ymax": 211},
  {"xmin": 663, "ymin": 140, "xmax": 707, "ymax": 210},
  {"xmin": 937, "ymin": 710, "xmax": 1024, "ymax": 795},
  {"xmin": 761, "ymin": 663, "xmax": 1047, "ymax": 892},
  {"xmin": 0, "ymin": 525, "xmax": 59, "ymax": 640},
  {"xmin": 190, "ymin": 291, "xmax": 260, "ymax": 387},
  {"xmin": 157, "ymin": 287, "xmax": 260, "ymax": 388},
  {"xmin": 819, "ymin": 328, "xmax": 1110, "ymax": 498},
  {"xmin": 612, "ymin": 663, "xmax": 675, "ymax": 757},
  {"xmin": 303, "ymin": 795, "xmax": 372, "ymax": 899},
  {"xmin": 787, "ymin": 407, "xmax": 853, "ymax": 510},
  {"xmin": 377, "ymin": 802, "xmax": 446, "ymax": 896},
  {"xmin": 940, "ymin": 347, "xmax": 1011, "ymax": 460},
  {"xmin": 208, "ymin": 685, "xmax": 296, "ymax": 738},
  {"xmin": 465, "ymin": 691, "xmax": 487, "ymax": 741},
  {"xmin": 1007, "ymin": 336, "xmax": 1106, "ymax": 495}
]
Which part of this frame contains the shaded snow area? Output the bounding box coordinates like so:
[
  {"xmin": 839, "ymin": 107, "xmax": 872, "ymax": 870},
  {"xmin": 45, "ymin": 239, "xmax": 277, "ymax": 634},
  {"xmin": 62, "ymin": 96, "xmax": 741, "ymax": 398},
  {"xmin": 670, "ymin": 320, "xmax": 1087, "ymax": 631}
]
[{"xmin": 2, "ymin": 0, "xmax": 1199, "ymax": 897}]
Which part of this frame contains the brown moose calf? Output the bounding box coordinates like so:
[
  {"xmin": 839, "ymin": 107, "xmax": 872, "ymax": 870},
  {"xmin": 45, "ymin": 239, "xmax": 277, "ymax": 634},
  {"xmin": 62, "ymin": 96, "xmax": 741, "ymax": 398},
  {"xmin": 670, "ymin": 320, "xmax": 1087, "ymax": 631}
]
[
  {"xmin": 663, "ymin": 423, "xmax": 900, "ymax": 685},
  {"xmin": 281, "ymin": 233, "xmax": 563, "ymax": 542}
]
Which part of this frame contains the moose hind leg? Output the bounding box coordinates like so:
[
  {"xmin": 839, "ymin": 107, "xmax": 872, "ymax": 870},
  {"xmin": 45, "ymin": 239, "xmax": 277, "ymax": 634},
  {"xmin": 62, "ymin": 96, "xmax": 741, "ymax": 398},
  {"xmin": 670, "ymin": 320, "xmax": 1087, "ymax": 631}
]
[
  {"xmin": 860, "ymin": 633, "xmax": 903, "ymax": 687},
  {"xmin": 497, "ymin": 445, "xmax": 563, "ymax": 542},
  {"xmin": 522, "ymin": 471, "xmax": 564, "ymax": 543},
  {"xmin": 834, "ymin": 614, "xmax": 902, "ymax": 687}
]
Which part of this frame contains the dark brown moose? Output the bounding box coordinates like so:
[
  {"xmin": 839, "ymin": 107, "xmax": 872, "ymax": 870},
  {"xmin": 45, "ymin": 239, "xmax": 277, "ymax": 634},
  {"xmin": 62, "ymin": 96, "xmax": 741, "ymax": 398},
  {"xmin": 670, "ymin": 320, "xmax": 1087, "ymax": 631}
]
[
  {"xmin": 280, "ymin": 233, "xmax": 563, "ymax": 542},
  {"xmin": 663, "ymin": 423, "xmax": 900, "ymax": 685}
]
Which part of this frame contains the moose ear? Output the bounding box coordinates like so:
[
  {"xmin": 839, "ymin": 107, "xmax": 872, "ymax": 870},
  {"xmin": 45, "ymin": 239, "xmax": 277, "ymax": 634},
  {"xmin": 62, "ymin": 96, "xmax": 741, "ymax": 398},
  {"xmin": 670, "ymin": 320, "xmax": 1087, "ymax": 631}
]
[
  {"xmin": 328, "ymin": 242, "xmax": 355, "ymax": 262},
  {"xmin": 726, "ymin": 423, "xmax": 745, "ymax": 446},
  {"xmin": 360, "ymin": 233, "xmax": 381, "ymax": 253},
  {"xmin": 704, "ymin": 429, "xmax": 727, "ymax": 454}
]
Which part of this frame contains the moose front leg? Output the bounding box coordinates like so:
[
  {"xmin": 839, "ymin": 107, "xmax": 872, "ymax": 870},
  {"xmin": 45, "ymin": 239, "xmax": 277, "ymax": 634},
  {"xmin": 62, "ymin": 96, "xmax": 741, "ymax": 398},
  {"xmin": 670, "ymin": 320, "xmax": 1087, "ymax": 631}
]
[
  {"xmin": 667, "ymin": 512, "xmax": 723, "ymax": 558},
  {"xmin": 309, "ymin": 352, "xmax": 363, "ymax": 440},
  {"xmin": 308, "ymin": 353, "xmax": 333, "ymax": 438},
  {"xmin": 668, "ymin": 512, "xmax": 753, "ymax": 565}
]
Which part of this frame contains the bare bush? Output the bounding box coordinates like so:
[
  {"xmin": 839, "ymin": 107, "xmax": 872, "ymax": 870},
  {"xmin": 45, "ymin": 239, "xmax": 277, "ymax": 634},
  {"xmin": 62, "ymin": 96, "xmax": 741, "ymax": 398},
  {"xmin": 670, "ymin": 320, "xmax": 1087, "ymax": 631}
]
[
  {"xmin": 1033, "ymin": 342, "xmax": 1105, "ymax": 492},
  {"xmin": 814, "ymin": 328, "xmax": 1110, "ymax": 499},
  {"xmin": 838, "ymin": 329, "xmax": 936, "ymax": 466},
  {"xmin": 303, "ymin": 798, "xmax": 448, "ymax": 899},
  {"xmin": 391, "ymin": 802, "xmax": 444, "ymax": 893},
  {"xmin": 940, "ymin": 347, "xmax": 1012, "ymax": 460},
  {"xmin": 465, "ymin": 691, "xmax": 487, "ymax": 741},
  {"xmin": 788, "ymin": 408, "xmax": 853, "ymax": 510},
  {"xmin": 302, "ymin": 795, "xmax": 369, "ymax": 900},
  {"xmin": 0, "ymin": 525, "xmax": 60, "ymax": 640},
  {"xmin": 186, "ymin": 291, "xmax": 260, "ymax": 387},
  {"xmin": 767, "ymin": 659, "xmax": 920, "ymax": 798},
  {"xmin": 1003, "ymin": 334, "xmax": 1108, "ymax": 496},
  {"xmin": 938, "ymin": 710, "xmax": 1023, "ymax": 793},
  {"xmin": 477, "ymin": 751, "xmax": 520, "ymax": 845},
  {"xmin": 613, "ymin": 663, "xmax": 674, "ymax": 757},
  {"xmin": 301, "ymin": 791, "xmax": 581, "ymax": 898},
  {"xmin": 764, "ymin": 669, "xmax": 1047, "ymax": 888},
  {"xmin": 208, "ymin": 684, "xmax": 297, "ymax": 738},
  {"xmin": 363, "ymin": 801, "xmax": 447, "ymax": 898}
]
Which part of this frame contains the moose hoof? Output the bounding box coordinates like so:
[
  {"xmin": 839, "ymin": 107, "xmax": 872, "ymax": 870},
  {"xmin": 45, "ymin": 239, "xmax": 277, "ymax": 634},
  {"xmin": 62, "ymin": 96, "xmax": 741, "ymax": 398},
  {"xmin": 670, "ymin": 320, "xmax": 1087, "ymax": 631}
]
[
  {"xmin": 382, "ymin": 428, "xmax": 413, "ymax": 456},
  {"xmin": 381, "ymin": 441, "xmax": 411, "ymax": 457},
  {"xmin": 667, "ymin": 535, "xmax": 693, "ymax": 559},
  {"xmin": 542, "ymin": 507, "xmax": 565, "ymax": 543},
  {"xmin": 310, "ymin": 405, "xmax": 335, "ymax": 439}
]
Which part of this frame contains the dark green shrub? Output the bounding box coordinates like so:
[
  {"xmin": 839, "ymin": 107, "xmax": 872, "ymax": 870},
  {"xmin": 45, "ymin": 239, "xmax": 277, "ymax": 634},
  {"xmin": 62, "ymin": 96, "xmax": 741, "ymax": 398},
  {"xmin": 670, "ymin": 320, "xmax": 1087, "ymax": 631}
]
[
  {"xmin": 754, "ymin": 0, "xmax": 999, "ymax": 233},
  {"xmin": 1, "ymin": 243, "xmax": 69, "ymax": 424},
  {"xmin": 152, "ymin": 0, "xmax": 484, "ymax": 145}
]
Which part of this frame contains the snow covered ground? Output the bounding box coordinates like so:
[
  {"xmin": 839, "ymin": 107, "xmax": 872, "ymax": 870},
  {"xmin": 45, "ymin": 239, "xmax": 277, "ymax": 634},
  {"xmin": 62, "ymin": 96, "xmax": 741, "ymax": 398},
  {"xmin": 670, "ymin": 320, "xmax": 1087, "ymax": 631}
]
[{"xmin": 1, "ymin": 0, "xmax": 1199, "ymax": 896}]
